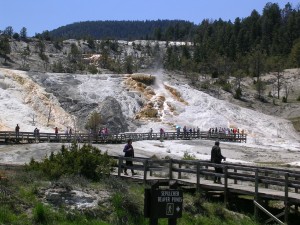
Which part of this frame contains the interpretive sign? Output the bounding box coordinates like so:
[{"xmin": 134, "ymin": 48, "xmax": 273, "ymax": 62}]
[{"xmin": 145, "ymin": 189, "xmax": 183, "ymax": 219}]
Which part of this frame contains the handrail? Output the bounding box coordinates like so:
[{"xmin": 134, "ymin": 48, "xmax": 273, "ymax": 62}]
[
  {"xmin": 0, "ymin": 130, "xmax": 247, "ymax": 143},
  {"xmin": 253, "ymin": 200, "xmax": 285, "ymax": 225}
]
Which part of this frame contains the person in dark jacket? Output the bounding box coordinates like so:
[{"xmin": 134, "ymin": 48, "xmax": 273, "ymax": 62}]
[
  {"xmin": 123, "ymin": 139, "xmax": 136, "ymax": 176},
  {"xmin": 211, "ymin": 141, "xmax": 226, "ymax": 183}
]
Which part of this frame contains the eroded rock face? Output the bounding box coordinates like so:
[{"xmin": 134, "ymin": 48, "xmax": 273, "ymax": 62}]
[{"xmin": 97, "ymin": 96, "xmax": 129, "ymax": 133}]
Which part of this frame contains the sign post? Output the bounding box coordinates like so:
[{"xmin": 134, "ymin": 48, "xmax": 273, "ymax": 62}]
[{"xmin": 144, "ymin": 183, "xmax": 183, "ymax": 225}]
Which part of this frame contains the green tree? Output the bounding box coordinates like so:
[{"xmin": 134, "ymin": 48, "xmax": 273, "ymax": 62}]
[
  {"xmin": 0, "ymin": 36, "xmax": 11, "ymax": 62},
  {"xmin": 248, "ymin": 46, "xmax": 267, "ymax": 80},
  {"xmin": 20, "ymin": 27, "xmax": 27, "ymax": 40},
  {"xmin": 267, "ymin": 56, "xmax": 285, "ymax": 99},
  {"xmin": 124, "ymin": 55, "xmax": 134, "ymax": 74},
  {"xmin": 68, "ymin": 43, "xmax": 81, "ymax": 63},
  {"xmin": 255, "ymin": 78, "xmax": 266, "ymax": 100},
  {"xmin": 290, "ymin": 40, "xmax": 300, "ymax": 68},
  {"xmin": 20, "ymin": 45, "xmax": 31, "ymax": 67},
  {"xmin": 85, "ymin": 111, "xmax": 102, "ymax": 134},
  {"xmin": 52, "ymin": 61, "xmax": 64, "ymax": 73},
  {"xmin": 87, "ymin": 36, "xmax": 95, "ymax": 49},
  {"xmin": 3, "ymin": 26, "xmax": 13, "ymax": 37}
]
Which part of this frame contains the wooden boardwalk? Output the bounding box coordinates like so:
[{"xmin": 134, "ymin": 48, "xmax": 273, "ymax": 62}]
[
  {"xmin": 114, "ymin": 157, "xmax": 300, "ymax": 223},
  {"xmin": 0, "ymin": 130, "xmax": 247, "ymax": 144}
]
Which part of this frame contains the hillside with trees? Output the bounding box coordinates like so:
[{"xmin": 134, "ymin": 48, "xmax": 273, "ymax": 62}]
[
  {"xmin": 47, "ymin": 20, "xmax": 195, "ymax": 41},
  {"xmin": 0, "ymin": 2, "xmax": 300, "ymax": 128}
]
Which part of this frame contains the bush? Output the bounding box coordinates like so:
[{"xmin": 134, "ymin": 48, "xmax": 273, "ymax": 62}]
[
  {"xmin": 234, "ymin": 87, "xmax": 242, "ymax": 100},
  {"xmin": 282, "ymin": 96, "xmax": 287, "ymax": 103},
  {"xmin": 201, "ymin": 80, "xmax": 210, "ymax": 89},
  {"xmin": 130, "ymin": 74, "xmax": 155, "ymax": 85},
  {"xmin": 88, "ymin": 64, "xmax": 98, "ymax": 74},
  {"xmin": 222, "ymin": 82, "xmax": 232, "ymax": 93},
  {"xmin": 297, "ymin": 96, "xmax": 300, "ymax": 101},
  {"xmin": 212, "ymin": 71, "xmax": 219, "ymax": 78},
  {"xmin": 26, "ymin": 143, "xmax": 115, "ymax": 181},
  {"xmin": 183, "ymin": 151, "xmax": 196, "ymax": 160}
]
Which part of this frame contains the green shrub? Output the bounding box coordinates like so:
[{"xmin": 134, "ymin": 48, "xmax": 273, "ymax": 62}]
[
  {"xmin": 212, "ymin": 71, "xmax": 219, "ymax": 78},
  {"xmin": 222, "ymin": 82, "xmax": 232, "ymax": 93},
  {"xmin": 297, "ymin": 96, "xmax": 300, "ymax": 101},
  {"xmin": 26, "ymin": 143, "xmax": 115, "ymax": 181},
  {"xmin": 201, "ymin": 80, "xmax": 210, "ymax": 89},
  {"xmin": 88, "ymin": 64, "xmax": 98, "ymax": 74},
  {"xmin": 33, "ymin": 203, "xmax": 48, "ymax": 224},
  {"xmin": 234, "ymin": 87, "xmax": 242, "ymax": 99},
  {"xmin": 131, "ymin": 74, "xmax": 155, "ymax": 85},
  {"xmin": 282, "ymin": 96, "xmax": 287, "ymax": 103},
  {"xmin": 183, "ymin": 151, "xmax": 196, "ymax": 160}
]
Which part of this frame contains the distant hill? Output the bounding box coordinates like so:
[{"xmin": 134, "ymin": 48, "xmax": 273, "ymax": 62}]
[{"xmin": 48, "ymin": 20, "xmax": 196, "ymax": 41}]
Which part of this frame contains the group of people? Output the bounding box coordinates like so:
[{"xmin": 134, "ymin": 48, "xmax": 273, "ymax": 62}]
[
  {"xmin": 98, "ymin": 127, "xmax": 109, "ymax": 137},
  {"xmin": 209, "ymin": 127, "xmax": 244, "ymax": 135},
  {"xmin": 176, "ymin": 125, "xmax": 200, "ymax": 137},
  {"xmin": 122, "ymin": 138, "xmax": 227, "ymax": 183}
]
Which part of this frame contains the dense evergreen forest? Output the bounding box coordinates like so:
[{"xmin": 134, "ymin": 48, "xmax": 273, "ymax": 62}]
[
  {"xmin": 1, "ymin": 2, "xmax": 300, "ymax": 81},
  {"xmin": 48, "ymin": 20, "xmax": 195, "ymax": 41},
  {"xmin": 43, "ymin": 2, "xmax": 300, "ymax": 71}
]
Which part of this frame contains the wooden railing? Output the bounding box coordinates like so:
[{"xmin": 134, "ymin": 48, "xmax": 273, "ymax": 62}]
[
  {"xmin": 114, "ymin": 156, "xmax": 300, "ymax": 223},
  {"xmin": 0, "ymin": 130, "xmax": 247, "ymax": 144}
]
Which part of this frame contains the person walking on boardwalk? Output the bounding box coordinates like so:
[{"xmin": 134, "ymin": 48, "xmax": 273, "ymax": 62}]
[
  {"xmin": 15, "ymin": 124, "xmax": 20, "ymax": 140},
  {"xmin": 55, "ymin": 127, "xmax": 58, "ymax": 138},
  {"xmin": 123, "ymin": 139, "xmax": 136, "ymax": 176},
  {"xmin": 211, "ymin": 141, "xmax": 226, "ymax": 184}
]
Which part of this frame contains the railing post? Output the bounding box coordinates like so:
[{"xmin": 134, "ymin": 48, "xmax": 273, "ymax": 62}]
[
  {"xmin": 254, "ymin": 169, "xmax": 259, "ymax": 220},
  {"xmin": 295, "ymin": 177, "xmax": 298, "ymax": 212},
  {"xmin": 178, "ymin": 163, "xmax": 181, "ymax": 179},
  {"xmin": 143, "ymin": 160, "xmax": 148, "ymax": 182},
  {"xmin": 169, "ymin": 159, "xmax": 173, "ymax": 180},
  {"xmin": 196, "ymin": 163, "xmax": 200, "ymax": 192},
  {"xmin": 118, "ymin": 157, "xmax": 122, "ymax": 177},
  {"xmin": 234, "ymin": 168, "xmax": 237, "ymax": 184},
  {"xmin": 265, "ymin": 171, "xmax": 269, "ymax": 188},
  {"xmin": 224, "ymin": 166, "xmax": 228, "ymax": 207},
  {"xmin": 205, "ymin": 165, "xmax": 208, "ymax": 180},
  {"xmin": 284, "ymin": 173, "xmax": 289, "ymax": 224}
]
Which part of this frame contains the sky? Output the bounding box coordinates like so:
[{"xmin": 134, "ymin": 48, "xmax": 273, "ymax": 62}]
[{"xmin": 1, "ymin": 0, "xmax": 299, "ymax": 36}]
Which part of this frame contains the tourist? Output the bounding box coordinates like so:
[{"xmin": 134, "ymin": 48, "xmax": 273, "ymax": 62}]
[
  {"xmin": 211, "ymin": 141, "xmax": 226, "ymax": 184},
  {"xmin": 55, "ymin": 127, "xmax": 58, "ymax": 138},
  {"xmin": 123, "ymin": 139, "xmax": 136, "ymax": 176},
  {"xmin": 15, "ymin": 124, "xmax": 20, "ymax": 139}
]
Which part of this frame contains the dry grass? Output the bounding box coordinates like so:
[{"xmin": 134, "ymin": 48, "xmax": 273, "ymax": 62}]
[
  {"xmin": 164, "ymin": 84, "xmax": 188, "ymax": 105},
  {"xmin": 166, "ymin": 101, "xmax": 176, "ymax": 112},
  {"xmin": 289, "ymin": 117, "xmax": 300, "ymax": 132},
  {"xmin": 130, "ymin": 73, "xmax": 155, "ymax": 85},
  {"xmin": 124, "ymin": 77, "xmax": 156, "ymax": 101},
  {"xmin": 136, "ymin": 107, "xmax": 158, "ymax": 119}
]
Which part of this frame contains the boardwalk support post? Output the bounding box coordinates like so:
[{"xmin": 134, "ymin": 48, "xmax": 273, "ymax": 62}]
[
  {"xmin": 169, "ymin": 159, "xmax": 173, "ymax": 180},
  {"xmin": 144, "ymin": 160, "xmax": 148, "ymax": 182},
  {"xmin": 254, "ymin": 169, "xmax": 259, "ymax": 220},
  {"xmin": 224, "ymin": 166, "xmax": 228, "ymax": 207},
  {"xmin": 196, "ymin": 163, "xmax": 200, "ymax": 192},
  {"xmin": 118, "ymin": 157, "xmax": 122, "ymax": 177},
  {"xmin": 284, "ymin": 173, "xmax": 289, "ymax": 224}
]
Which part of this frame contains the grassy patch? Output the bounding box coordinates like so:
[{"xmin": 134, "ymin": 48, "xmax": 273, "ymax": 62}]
[
  {"xmin": 289, "ymin": 117, "xmax": 300, "ymax": 132},
  {"xmin": 130, "ymin": 73, "xmax": 155, "ymax": 85},
  {"xmin": 164, "ymin": 84, "xmax": 188, "ymax": 105}
]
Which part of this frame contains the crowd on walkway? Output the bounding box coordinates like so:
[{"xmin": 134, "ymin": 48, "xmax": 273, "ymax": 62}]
[{"xmin": 208, "ymin": 127, "xmax": 245, "ymax": 135}]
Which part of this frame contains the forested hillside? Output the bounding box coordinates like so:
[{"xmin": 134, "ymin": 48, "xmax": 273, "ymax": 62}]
[
  {"xmin": 0, "ymin": 2, "xmax": 300, "ymax": 107},
  {"xmin": 39, "ymin": 2, "xmax": 300, "ymax": 74},
  {"xmin": 48, "ymin": 20, "xmax": 195, "ymax": 41}
]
